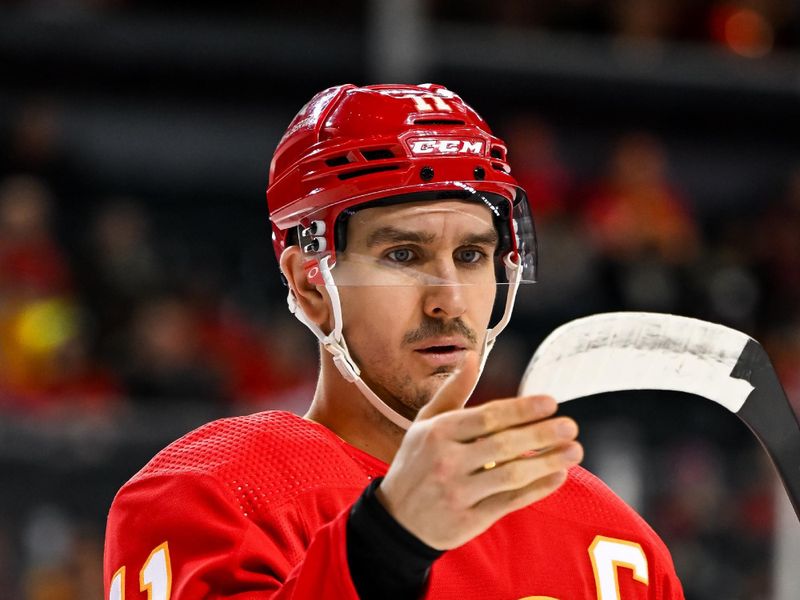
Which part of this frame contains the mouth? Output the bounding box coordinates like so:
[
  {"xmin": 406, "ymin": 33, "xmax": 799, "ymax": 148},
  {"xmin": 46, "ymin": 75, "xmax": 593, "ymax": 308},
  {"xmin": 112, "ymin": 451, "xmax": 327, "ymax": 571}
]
[
  {"xmin": 412, "ymin": 336, "xmax": 469, "ymax": 353},
  {"xmin": 412, "ymin": 339, "xmax": 469, "ymax": 367},
  {"xmin": 416, "ymin": 345, "xmax": 464, "ymax": 354}
]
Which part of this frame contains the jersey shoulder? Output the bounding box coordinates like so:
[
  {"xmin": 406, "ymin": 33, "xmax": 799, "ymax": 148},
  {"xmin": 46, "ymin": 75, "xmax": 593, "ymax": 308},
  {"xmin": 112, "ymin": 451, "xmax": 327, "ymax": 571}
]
[
  {"xmin": 124, "ymin": 410, "xmax": 379, "ymax": 511},
  {"xmin": 539, "ymin": 466, "xmax": 665, "ymax": 544},
  {"xmin": 105, "ymin": 411, "xmax": 368, "ymax": 596}
]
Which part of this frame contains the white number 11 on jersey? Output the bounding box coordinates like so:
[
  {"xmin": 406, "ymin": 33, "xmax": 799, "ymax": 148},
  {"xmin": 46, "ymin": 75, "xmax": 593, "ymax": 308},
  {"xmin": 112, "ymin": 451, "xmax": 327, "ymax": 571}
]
[{"xmin": 109, "ymin": 542, "xmax": 172, "ymax": 600}]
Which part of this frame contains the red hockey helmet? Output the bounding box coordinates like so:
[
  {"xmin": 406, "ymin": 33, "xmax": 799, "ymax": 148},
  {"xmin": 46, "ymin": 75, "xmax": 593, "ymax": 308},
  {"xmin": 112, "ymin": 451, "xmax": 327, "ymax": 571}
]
[{"xmin": 266, "ymin": 83, "xmax": 537, "ymax": 285}]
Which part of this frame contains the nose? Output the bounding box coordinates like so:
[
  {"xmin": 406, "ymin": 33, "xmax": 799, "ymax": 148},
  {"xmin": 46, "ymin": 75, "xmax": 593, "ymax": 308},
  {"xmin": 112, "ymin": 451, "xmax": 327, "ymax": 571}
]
[
  {"xmin": 422, "ymin": 270, "xmax": 468, "ymax": 320},
  {"xmin": 423, "ymin": 284, "xmax": 467, "ymax": 319}
]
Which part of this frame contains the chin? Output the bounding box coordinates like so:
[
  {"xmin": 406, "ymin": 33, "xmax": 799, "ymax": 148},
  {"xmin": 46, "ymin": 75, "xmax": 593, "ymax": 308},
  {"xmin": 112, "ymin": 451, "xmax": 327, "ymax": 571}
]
[
  {"xmin": 430, "ymin": 366, "xmax": 457, "ymax": 376},
  {"xmin": 415, "ymin": 371, "xmax": 455, "ymax": 404}
]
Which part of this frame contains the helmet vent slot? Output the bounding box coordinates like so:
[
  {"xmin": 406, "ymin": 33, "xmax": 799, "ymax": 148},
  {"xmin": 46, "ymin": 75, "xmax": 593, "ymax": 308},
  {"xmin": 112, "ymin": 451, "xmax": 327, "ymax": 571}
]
[
  {"xmin": 325, "ymin": 155, "xmax": 351, "ymax": 167},
  {"xmin": 490, "ymin": 146, "xmax": 505, "ymax": 159},
  {"xmin": 361, "ymin": 149, "xmax": 395, "ymax": 161},
  {"xmin": 491, "ymin": 162, "xmax": 508, "ymax": 172},
  {"xmin": 338, "ymin": 165, "xmax": 399, "ymax": 180},
  {"xmin": 413, "ymin": 119, "xmax": 466, "ymax": 125}
]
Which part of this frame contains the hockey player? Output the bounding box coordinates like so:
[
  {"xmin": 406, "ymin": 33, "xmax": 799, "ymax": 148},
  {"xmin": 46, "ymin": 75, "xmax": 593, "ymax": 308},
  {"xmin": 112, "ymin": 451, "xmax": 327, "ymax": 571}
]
[{"xmin": 104, "ymin": 84, "xmax": 684, "ymax": 599}]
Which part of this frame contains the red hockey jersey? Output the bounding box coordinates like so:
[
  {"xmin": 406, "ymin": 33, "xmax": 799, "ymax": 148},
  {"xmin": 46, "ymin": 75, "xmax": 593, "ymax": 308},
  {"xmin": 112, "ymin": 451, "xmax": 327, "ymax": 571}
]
[{"xmin": 104, "ymin": 411, "xmax": 684, "ymax": 599}]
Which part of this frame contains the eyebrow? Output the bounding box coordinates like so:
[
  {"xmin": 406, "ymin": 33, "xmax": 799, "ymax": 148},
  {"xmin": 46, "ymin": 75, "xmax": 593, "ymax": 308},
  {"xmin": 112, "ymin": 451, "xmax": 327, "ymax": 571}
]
[
  {"xmin": 366, "ymin": 227, "xmax": 436, "ymax": 247},
  {"xmin": 365, "ymin": 226, "xmax": 498, "ymax": 248},
  {"xmin": 460, "ymin": 229, "xmax": 499, "ymax": 248}
]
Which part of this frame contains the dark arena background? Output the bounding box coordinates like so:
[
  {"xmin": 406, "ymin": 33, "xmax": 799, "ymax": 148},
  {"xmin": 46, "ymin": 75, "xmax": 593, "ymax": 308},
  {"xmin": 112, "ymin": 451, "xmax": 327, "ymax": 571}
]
[{"xmin": 1, "ymin": 1, "xmax": 800, "ymax": 598}]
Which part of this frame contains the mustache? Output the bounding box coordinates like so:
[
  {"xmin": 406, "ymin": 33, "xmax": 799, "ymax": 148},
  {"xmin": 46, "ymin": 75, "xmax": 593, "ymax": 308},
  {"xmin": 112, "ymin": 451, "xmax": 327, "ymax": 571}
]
[{"xmin": 402, "ymin": 317, "xmax": 479, "ymax": 347}]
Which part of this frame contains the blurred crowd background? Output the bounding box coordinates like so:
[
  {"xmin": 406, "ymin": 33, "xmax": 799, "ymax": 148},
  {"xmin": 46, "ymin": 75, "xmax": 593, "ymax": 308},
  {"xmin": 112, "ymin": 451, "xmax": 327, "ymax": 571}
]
[{"xmin": 1, "ymin": 1, "xmax": 800, "ymax": 599}]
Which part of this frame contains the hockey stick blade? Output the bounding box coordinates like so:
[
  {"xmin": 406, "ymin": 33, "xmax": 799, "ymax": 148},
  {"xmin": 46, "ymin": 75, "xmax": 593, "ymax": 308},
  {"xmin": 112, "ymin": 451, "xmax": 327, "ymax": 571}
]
[{"xmin": 519, "ymin": 312, "xmax": 800, "ymax": 521}]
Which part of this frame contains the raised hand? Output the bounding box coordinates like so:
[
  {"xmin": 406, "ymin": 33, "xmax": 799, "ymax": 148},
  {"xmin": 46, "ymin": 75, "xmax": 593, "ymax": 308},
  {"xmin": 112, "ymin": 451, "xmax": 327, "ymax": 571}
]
[{"xmin": 377, "ymin": 352, "xmax": 583, "ymax": 550}]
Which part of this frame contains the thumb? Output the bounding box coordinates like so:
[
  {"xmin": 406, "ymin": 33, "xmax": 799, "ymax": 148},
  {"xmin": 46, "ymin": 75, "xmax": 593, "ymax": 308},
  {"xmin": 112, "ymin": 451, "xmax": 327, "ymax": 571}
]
[{"xmin": 416, "ymin": 351, "xmax": 481, "ymax": 422}]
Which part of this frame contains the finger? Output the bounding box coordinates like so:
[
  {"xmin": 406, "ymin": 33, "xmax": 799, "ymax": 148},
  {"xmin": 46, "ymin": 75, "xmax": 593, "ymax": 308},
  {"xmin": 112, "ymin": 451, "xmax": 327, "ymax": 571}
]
[
  {"xmin": 473, "ymin": 469, "xmax": 570, "ymax": 518},
  {"xmin": 462, "ymin": 417, "xmax": 578, "ymax": 471},
  {"xmin": 469, "ymin": 446, "xmax": 581, "ymax": 511},
  {"xmin": 440, "ymin": 394, "xmax": 558, "ymax": 442},
  {"xmin": 416, "ymin": 350, "xmax": 480, "ymax": 422},
  {"xmin": 469, "ymin": 442, "xmax": 582, "ymax": 503}
]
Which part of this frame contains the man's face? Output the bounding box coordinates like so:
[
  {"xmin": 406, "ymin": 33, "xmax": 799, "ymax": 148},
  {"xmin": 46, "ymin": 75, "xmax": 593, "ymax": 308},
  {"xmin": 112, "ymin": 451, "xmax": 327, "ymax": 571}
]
[{"xmin": 334, "ymin": 200, "xmax": 498, "ymax": 419}]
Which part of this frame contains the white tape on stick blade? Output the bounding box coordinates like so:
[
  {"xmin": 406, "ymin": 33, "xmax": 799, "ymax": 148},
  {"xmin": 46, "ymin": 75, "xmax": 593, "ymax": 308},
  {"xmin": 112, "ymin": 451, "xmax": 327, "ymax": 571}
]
[{"xmin": 519, "ymin": 312, "xmax": 755, "ymax": 414}]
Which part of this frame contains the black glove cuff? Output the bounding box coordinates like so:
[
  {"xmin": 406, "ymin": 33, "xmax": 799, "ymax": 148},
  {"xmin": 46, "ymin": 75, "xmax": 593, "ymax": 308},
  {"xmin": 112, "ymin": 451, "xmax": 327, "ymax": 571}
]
[{"xmin": 347, "ymin": 477, "xmax": 444, "ymax": 599}]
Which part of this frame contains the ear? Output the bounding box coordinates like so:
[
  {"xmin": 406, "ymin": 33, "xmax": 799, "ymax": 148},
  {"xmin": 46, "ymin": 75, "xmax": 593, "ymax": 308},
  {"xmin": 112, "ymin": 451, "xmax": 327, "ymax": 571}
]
[{"xmin": 280, "ymin": 247, "xmax": 331, "ymax": 330}]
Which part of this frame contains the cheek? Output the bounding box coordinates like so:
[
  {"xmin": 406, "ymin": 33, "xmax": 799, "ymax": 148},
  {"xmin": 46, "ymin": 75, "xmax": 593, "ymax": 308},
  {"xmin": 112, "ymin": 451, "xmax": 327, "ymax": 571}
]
[
  {"xmin": 339, "ymin": 287, "xmax": 419, "ymax": 351},
  {"xmin": 469, "ymin": 282, "xmax": 497, "ymax": 328}
]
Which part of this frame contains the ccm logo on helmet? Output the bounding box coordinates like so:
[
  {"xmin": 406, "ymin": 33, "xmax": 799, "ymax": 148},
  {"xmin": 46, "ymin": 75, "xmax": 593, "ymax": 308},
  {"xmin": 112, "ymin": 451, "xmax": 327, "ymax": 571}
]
[{"xmin": 408, "ymin": 138, "xmax": 485, "ymax": 156}]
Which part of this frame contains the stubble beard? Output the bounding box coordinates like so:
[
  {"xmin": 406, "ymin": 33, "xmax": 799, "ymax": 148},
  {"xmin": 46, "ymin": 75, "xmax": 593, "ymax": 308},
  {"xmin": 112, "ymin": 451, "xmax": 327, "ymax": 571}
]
[
  {"xmin": 390, "ymin": 370, "xmax": 455, "ymax": 417},
  {"xmin": 360, "ymin": 352, "xmax": 478, "ymax": 422},
  {"xmin": 350, "ymin": 316, "xmax": 484, "ymax": 421}
]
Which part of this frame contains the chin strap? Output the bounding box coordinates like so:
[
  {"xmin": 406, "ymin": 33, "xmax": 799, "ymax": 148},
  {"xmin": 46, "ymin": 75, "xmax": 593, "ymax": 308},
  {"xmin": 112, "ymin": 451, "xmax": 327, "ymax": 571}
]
[
  {"xmin": 480, "ymin": 253, "xmax": 524, "ymax": 373},
  {"xmin": 286, "ymin": 253, "xmax": 524, "ymax": 431}
]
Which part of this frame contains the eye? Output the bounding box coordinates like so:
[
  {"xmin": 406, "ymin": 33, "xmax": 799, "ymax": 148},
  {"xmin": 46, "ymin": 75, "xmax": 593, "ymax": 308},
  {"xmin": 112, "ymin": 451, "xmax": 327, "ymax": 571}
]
[
  {"xmin": 385, "ymin": 248, "xmax": 416, "ymax": 263},
  {"xmin": 456, "ymin": 248, "xmax": 487, "ymax": 264}
]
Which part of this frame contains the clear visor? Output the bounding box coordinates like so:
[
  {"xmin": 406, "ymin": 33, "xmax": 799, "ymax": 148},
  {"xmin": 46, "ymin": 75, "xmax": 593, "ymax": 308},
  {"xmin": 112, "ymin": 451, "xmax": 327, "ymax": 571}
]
[{"xmin": 301, "ymin": 184, "xmax": 537, "ymax": 287}]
